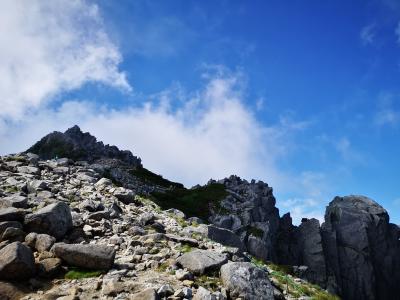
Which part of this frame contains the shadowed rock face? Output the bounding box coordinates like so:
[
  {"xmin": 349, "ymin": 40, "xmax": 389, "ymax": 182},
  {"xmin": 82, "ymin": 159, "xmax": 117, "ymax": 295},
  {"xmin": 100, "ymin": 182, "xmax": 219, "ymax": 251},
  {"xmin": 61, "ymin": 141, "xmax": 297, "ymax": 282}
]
[
  {"xmin": 298, "ymin": 218, "xmax": 326, "ymax": 287},
  {"xmin": 27, "ymin": 125, "xmax": 142, "ymax": 167},
  {"xmin": 209, "ymin": 175, "xmax": 280, "ymax": 261},
  {"xmin": 321, "ymin": 195, "xmax": 400, "ymax": 300}
]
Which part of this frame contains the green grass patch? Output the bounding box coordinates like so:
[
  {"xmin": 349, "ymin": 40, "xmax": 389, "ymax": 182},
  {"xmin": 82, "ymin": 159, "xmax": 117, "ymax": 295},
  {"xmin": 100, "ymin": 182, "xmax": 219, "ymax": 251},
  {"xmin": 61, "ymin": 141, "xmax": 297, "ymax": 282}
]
[
  {"xmin": 268, "ymin": 263, "xmax": 294, "ymax": 275},
  {"xmin": 195, "ymin": 272, "xmax": 221, "ymax": 291},
  {"xmin": 64, "ymin": 267, "xmax": 103, "ymax": 279},
  {"xmin": 131, "ymin": 167, "xmax": 184, "ymax": 189},
  {"xmin": 177, "ymin": 244, "xmax": 193, "ymax": 253},
  {"xmin": 175, "ymin": 217, "xmax": 189, "ymax": 228},
  {"xmin": 248, "ymin": 257, "xmax": 340, "ymax": 300},
  {"xmin": 251, "ymin": 257, "xmax": 267, "ymax": 268},
  {"xmin": 156, "ymin": 262, "xmax": 169, "ymax": 272},
  {"xmin": 4, "ymin": 186, "xmax": 19, "ymax": 193},
  {"xmin": 151, "ymin": 183, "xmax": 228, "ymax": 220}
]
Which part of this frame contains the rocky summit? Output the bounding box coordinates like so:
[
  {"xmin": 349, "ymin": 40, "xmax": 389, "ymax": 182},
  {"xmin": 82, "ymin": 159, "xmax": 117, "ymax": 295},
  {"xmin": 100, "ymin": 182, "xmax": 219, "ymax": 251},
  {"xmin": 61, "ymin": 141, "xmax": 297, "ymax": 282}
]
[{"xmin": 0, "ymin": 125, "xmax": 398, "ymax": 300}]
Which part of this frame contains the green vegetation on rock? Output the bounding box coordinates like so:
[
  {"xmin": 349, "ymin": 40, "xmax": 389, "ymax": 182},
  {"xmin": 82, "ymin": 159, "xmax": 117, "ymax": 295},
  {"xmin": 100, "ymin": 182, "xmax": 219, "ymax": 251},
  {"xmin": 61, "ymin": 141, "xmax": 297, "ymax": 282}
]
[
  {"xmin": 65, "ymin": 267, "xmax": 103, "ymax": 279},
  {"xmin": 131, "ymin": 167, "xmax": 184, "ymax": 189},
  {"xmin": 151, "ymin": 183, "xmax": 228, "ymax": 220},
  {"xmin": 250, "ymin": 258, "xmax": 340, "ymax": 300},
  {"xmin": 195, "ymin": 272, "xmax": 221, "ymax": 291}
]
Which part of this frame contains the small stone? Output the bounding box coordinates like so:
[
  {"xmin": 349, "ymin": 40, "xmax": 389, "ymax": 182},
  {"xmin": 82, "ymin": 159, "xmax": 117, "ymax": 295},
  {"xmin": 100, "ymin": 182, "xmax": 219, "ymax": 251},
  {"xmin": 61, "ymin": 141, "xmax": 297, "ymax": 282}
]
[
  {"xmin": 1, "ymin": 227, "xmax": 25, "ymax": 242},
  {"xmin": 138, "ymin": 212, "xmax": 154, "ymax": 226},
  {"xmin": 88, "ymin": 210, "xmax": 110, "ymax": 221},
  {"xmin": 24, "ymin": 232, "xmax": 38, "ymax": 248},
  {"xmin": 157, "ymin": 284, "xmax": 174, "ymax": 297},
  {"xmin": 182, "ymin": 287, "xmax": 193, "ymax": 298},
  {"xmin": 27, "ymin": 180, "xmax": 48, "ymax": 193},
  {"xmin": 35, "ymin": 234, "xmax": 56, "ymax": 252},
  {"xmin": 128, "ymin": 226, "xmax": 146, "ymax": 236},
  {"xmin": 130, "ymin": 288, "xmax": 159, "ymax": 300},
  {"xmin": 95, "ymin": 178, "xmax": 112, "ymax": 188},
  {"xmin": 175, "ymin": 269, "xmax": 193, "ymax": 281},
  {"xmin": 37, "ymin": 258, "xmax": 62, "ymax": 278},
  {"xmin": 193, "ymin": 286, "xmax": 216, "ymax": 300}
]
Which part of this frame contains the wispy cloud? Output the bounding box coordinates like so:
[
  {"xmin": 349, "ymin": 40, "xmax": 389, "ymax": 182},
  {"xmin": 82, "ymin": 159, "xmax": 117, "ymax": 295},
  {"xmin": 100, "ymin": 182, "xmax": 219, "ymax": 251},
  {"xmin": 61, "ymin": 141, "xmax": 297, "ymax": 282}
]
[
  {"xmin": 396, "ymin": 21, "xmax": 400, "ymax": 44},
  {"xmin": 0, "ymin": 0, "xmax": 130, "ymax": 120},
  {"xmin": 360, "ymin": 23, "xmax": 376, "ymax": 45},
  {"xmin": 374, "ymin": 92, "xmax": 400, "ymax": 126},
  {"xmin": 375, "ymin": 109, "xmax": 399, "ymax": 126}
]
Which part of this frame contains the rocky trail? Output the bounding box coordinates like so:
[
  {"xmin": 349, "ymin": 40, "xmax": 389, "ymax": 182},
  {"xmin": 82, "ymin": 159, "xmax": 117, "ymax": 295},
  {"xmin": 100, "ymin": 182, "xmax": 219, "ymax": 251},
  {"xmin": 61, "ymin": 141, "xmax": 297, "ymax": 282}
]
[{"xmin": 0, "ymin": 126, "xmax": 398, "ymax": 300}]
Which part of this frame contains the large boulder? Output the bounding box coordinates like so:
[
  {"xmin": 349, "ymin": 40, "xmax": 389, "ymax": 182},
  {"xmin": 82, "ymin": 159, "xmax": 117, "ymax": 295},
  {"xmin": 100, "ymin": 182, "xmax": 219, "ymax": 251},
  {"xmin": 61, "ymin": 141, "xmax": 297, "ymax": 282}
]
[
  {"xmin": 205, "ymin": 225, "xmax": 245, "ymax": 251},
  {"xmin": 53, "ymin": 243, "xmax": 116, "ymax": 270},
  {"xmin": 220, "ymin": 262, "xmax": 274, "ymax": 300},
  {"xmin": 24, "ymin": 202, "xmax": 72, "ymax": 239},
  {"xmin": 0, "ymin": 242, "xmax": 35, "ymax": 280},
  {"xmin": 176, "ymin": 250, "xmax": 228, "ymax": 275},
  {"xmin": 321, "ymin": 195, "xmax": 400, "ymax": 299}
]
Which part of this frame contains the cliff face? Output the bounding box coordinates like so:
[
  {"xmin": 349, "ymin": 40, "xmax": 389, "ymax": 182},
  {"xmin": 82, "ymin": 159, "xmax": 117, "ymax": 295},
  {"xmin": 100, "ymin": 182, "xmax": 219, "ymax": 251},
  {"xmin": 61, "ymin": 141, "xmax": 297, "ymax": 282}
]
[
  {"xmin": 0, "ymin": 125, "xmax": 398, "ymax": 299},
  {"xmin": 322, "ymin": 196, "xmax": 400, "ymax": 300}
]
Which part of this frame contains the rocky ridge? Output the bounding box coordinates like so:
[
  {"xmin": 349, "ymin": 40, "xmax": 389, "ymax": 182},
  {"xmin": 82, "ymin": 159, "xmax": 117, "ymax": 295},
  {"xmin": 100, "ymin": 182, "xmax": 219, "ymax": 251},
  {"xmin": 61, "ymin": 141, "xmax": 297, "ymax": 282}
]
[{"xmin": 0, "ymin": 126, "xmax": 398, "ymax": 300}]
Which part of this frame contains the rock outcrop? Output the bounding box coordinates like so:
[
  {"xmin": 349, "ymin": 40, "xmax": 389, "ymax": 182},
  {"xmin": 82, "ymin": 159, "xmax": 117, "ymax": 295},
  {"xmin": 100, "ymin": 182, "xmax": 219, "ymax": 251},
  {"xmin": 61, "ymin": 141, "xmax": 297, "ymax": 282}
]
[
  {"xmin": 321, "ymin": 195, "xmax": 400, "ymax": 300},
  {"xmin": 209, "ymin": 176, "xmax": 280, "ymax": 261},
  {"xmin": 27, "ymin": 125, "xmax": 142, "ymax": 167}
]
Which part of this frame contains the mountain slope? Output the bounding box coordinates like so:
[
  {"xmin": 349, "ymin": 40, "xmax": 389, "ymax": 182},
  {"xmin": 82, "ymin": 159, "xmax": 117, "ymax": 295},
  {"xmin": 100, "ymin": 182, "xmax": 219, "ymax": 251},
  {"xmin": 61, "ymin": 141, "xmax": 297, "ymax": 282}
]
[{"xmin": 0, "ymin": 125, "xmax": 398, "ymax": 299}]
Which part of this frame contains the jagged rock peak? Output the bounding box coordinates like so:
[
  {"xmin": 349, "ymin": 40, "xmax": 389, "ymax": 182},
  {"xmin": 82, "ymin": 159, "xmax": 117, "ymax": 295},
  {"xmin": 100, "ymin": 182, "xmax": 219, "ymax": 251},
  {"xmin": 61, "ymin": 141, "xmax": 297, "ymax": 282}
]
[{"xmin": 26, "ymin": 125, "xmax": 142, "ymax": 167}]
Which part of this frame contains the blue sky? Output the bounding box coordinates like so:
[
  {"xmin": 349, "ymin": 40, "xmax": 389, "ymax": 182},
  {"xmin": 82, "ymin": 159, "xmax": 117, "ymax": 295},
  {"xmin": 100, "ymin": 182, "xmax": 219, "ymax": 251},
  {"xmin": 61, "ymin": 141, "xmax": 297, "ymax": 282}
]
[{"xmin": 1, "ymin": 0, "xmax": 400, "ymax": 224}]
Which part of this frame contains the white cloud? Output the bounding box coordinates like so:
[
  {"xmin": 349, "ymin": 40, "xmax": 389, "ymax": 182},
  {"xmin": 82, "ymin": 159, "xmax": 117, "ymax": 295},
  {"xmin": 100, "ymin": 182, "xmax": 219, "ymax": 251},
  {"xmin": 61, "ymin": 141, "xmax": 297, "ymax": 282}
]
[
  {"xmin": 0, "ymin": 72, "xmax": 297, "ymax": 189},
  {"xmin": 0, "ymin": 0, "xmax": 130, "ymax": 120},
  {"xmin": 360, "ymin": 23, "xmax": 376, "ymax": 45}
]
